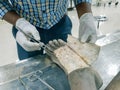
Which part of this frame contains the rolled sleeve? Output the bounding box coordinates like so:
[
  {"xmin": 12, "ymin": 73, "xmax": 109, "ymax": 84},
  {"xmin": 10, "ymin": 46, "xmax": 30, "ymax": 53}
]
[
  {"xmin": 73, "ymin": 0, "xmax": 92, "ymax": 6},
  {"xmin": 0, "ymin": 1, "xmax": 13, "ymax": 19}
]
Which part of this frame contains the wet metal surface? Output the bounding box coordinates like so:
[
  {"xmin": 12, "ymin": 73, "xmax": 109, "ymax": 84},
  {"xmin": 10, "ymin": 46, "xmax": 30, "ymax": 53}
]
[
  {"xmin": 105, "ymin": 71, "xmax": 120, "ymax": 90},
  {"xmin": 0, "ymin": 32, "xmax": 120, "ymax": 90},
  {"xmin": 94, "ymin": 32, "xmax": 120, "ymax": 90},
  {"xmin": 0, "ymin": 55, "xmax": 70, "ymax": 90}
]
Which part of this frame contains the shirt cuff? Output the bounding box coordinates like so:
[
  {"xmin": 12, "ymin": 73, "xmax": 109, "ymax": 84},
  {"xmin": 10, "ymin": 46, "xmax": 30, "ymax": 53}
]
[
  {"xmin": 0, "ymin": 2, "xmax": 13, "ymax": 19},
  {"xmin": 73, "ymin": 0, "xmax": 92, "ymax": 6}
]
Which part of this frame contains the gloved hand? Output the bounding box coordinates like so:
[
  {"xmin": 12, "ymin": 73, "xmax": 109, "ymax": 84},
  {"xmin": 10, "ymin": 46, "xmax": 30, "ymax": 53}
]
[
  {"xmin": 45, "ymin": 39, "xmax": 69, "ymax": 73},
  {"xmin": 45, "ymin": 39, "xmax": 89, "ymax": 75},
  {"xmin": 79, "ymin": 13, "xmax": 97, "ymax": 43},
  {"xmin": 45, "ymin": 39, "xmax": 66, "ymax": 57},
  {"xmin": 15, "ymin": 18, "xmax": 44, "ymax": 51}
]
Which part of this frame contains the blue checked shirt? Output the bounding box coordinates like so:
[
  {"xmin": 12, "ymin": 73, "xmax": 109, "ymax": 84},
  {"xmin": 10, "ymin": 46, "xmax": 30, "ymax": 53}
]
[{"xmin": 0, "ymin": 0, "xmax": 91, "ymax": 29}]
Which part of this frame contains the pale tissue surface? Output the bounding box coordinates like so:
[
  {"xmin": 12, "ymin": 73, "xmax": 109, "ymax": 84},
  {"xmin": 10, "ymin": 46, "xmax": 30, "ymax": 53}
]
[
  {"xmin": 54, "ymin": 45, "xmax": 88, "ymax": 74},
  {"xmin": 52, "ymin": 35, "xmax": 100, "ymax": 74},
  {"xmin": 67, "ymin": 35, "xmax": 100, "ymax": 65}
]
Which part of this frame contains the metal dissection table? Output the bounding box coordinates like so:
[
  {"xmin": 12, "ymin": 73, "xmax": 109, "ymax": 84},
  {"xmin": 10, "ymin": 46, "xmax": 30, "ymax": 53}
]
[{"xmin": 0, "ymin": 32, "xmax": 120, "ymax": 90}]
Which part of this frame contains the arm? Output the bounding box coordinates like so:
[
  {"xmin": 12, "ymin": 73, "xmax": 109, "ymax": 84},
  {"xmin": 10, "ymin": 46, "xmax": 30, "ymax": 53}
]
[
  {"xmin": 3, "ymin": 11, "xmax": 20, "ymax": 25},
  {"xmin": 3, "ymin": 11, "xmax": 43, "ymax": 51},
  {"xmin": 0, "ymin": 1, "xmax": 20, "ymax": 25},
  {"xmin": 76, "ymin": 2, "xmax": 92, "ymax": 18},
  {"xmin": 73, "ymin": 1, "xmax": 97, "ymax": 43},
  {"xmin": 0, "ymin": 1, "xmax": 19, "ymax": 24},
  {"xmin": 0, "ymin": 1, "xmax": 42, "ymax": 52},
  {"xmin": 45, "ymin": 39, "xmax": 103, "ymax": 90}
]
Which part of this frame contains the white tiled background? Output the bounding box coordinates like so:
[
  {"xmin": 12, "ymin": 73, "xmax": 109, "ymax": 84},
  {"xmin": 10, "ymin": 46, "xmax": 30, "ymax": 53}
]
[{"xmin": 0, "ymin": 3, "xmax": 120, "ymax": 66}]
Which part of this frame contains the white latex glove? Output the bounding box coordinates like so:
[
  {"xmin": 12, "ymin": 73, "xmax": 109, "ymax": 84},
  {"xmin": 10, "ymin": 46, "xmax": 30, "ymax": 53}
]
[
  {"xmin": 79, "ymin": 13, "xmax": 97, "ymax": 43},
  {"xmin": 15, "ymin": 18, "xmax": 44, "ymax": 51}
]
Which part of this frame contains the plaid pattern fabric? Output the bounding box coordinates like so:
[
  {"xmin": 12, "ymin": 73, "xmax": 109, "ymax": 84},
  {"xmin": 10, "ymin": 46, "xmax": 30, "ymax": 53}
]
[
  {"xmin": 74, "ymin": 0, "xmax": 91, "ymax": 5},
  {"xmin": 0, "ymin": 0, "xmax": 91, "ymax": 29}
]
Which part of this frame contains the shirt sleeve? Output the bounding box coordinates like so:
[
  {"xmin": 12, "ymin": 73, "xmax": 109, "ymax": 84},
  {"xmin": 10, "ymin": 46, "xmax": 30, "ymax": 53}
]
[
  {"xmin": 73, "ymin": 0, "xmax": 92, "ymax": 6},
  {"xmin": 0, "ymin": 1, "xmax": 13, "ymax": 19}
]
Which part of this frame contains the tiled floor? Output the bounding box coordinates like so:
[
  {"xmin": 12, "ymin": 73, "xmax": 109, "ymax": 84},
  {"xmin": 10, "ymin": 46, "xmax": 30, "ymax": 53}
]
[{"xmin": 0, "ymin": 5, "xmax": 120, "ymax": 66}]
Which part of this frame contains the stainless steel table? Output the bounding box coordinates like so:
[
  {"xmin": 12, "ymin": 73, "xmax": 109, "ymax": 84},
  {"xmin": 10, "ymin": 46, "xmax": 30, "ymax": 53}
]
[
  {"xmin": 95, "ymin": 31, "xmax": 120, "ymax": 90},
  {"xmin": 0, "ymin": 56, "xmax": 70, "ymax": 90},
  {"xmin": 0, "ymin": 32, "xmax": 120, "ymax": 90}
]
